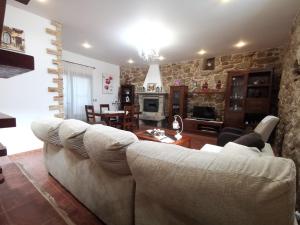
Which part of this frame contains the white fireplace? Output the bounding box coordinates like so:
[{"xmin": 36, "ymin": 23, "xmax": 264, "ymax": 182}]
[
  {"xmin": 137, "ymin": 63, "xmax": 167, "ymax": 126},
  {"xmin": 138, "ymin": 92, "xmax": 168, "ymax": 125}
]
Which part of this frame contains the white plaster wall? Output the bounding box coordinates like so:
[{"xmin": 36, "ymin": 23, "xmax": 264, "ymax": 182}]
[
  {"xmin": 62, "ymin": 50, "xmax": 120, "ymax": 112},
  {"xmin": 0, "ymin": 6, "xmax": 120, "ymax": 155},
  {"xmin": 0, "ymin": 5, "xmax": 54, "ymax": 155}
]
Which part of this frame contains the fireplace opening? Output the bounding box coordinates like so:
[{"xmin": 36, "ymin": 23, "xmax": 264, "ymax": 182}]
[{"xmin": 144, "ymin": 98, "xmax": 159, "ymax": 112}]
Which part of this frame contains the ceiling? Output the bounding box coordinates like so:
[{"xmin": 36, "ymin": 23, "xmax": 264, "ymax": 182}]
[{"xmin": 7, "ymin": 0, "xmax": 300, "ymax": 65}]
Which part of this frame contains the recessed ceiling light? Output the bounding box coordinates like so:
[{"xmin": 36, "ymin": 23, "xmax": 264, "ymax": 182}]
[
  {"xmin": 82, "ymin": 42, "xmax": 92, "ymax": 49},
  {"xmin": 128, "ymin": 59, "xmax": 134, "ymax": 64},
  {"xmin": 198, "ymin": 49, "xmax": 207, "ymax": 55},
  {"xmin": 158, "ymin": 56, "xmax": 165, "ymax": 61},
  {"xmin": 234, "ymin": 41, "xmax": 247, "ymax": 48},
  {"xmin": 221, "ymin": 0, "xmax": 231, "ymax": 3},
  {"xmin": 36, "ymin": 0, "xmax": 47, "ymax": 3}
]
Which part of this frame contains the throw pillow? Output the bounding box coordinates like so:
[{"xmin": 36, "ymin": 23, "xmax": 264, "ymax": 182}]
[{"xmin": 233, "ymin": 132, "xmax": 265, "ymax": 151}]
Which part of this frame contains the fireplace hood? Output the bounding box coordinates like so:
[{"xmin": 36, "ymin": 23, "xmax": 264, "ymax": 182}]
[
  {"xmin": 143, "ymin": 64, "xmax": 164, "ymax": 92},
  {"xmin": 0, "ymin": 0, "xmax": 35, "ymax": 79}
]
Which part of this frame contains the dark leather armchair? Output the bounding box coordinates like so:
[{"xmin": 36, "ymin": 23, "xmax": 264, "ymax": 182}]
[{"xmin": 217, "ymin": 116, "xmax": 279, "ymax": 146}]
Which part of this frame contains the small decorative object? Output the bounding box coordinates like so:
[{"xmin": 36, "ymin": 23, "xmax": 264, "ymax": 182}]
[
  {"xmin": 103, "ymin": 74, "xmax": 114, "ymax": 94},
  {"xmin": 192, "ymin": 81, "xmax": 197, "ymax": 88},
  {"xmin": 156, "ymin": 86, "xmax": 160, "ymax": 92},
  {"xmin": 147, "ymin": 83, "xmax": 156, "ymax": 92},
  {"xmin": 204, "ymin": 58, "xmax": 215, "ymax": 70},
  {"xmin": 202, "ymin": 81, "xmax": 208, "ymax": 90},
  {"xmin": 1, "ymin": 26, "xmax": 25, "ymax": 52},
  {"xmin": 216, "ymin": 80, "xmax": 222, "ymax": 89},
  {"xmin": 172, "ymin": 115, "xmax": 183, "ymax": 140},
  {"xmin": 125, "ymin": 96, "xmax": 130, "ymax": 102},
  {"xmin": 142, "ymin": 86, "xmax": 146, "ymax": 92},
  {"xmin": 174, "ymin": 79, "xmax": 181, "ymax": 86}
]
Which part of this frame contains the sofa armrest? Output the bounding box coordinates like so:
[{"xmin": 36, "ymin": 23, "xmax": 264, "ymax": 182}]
[
  {"xmin": 127, "ymin": 141, "xmax": 296, "ymax": 225},
  {"xmin": 217, "ymin": 132, "xmax": 241, "ymax": 146},
  {"xmin": 221, "ymin": 127, "xmax": 245, "ymax": 134}
]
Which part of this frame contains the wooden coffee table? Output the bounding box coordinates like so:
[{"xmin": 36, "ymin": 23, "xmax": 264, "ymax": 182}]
[{"xmin": 135, "ymin": 129, "xmax": 192, "ymax": 148}]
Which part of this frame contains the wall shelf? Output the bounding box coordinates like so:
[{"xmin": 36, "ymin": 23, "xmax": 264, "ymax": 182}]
[{"xmin": 191, "ymin": 89, "xmax": 225, "ymax": 95}]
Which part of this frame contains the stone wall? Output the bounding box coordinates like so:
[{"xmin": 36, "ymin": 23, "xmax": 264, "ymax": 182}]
[
  {"xmin": 121, "ymin": 47, "xmax": 283, "ymax": 119},
  {"xmin": 276, "ymin": 11, "xmax": 300, "ymax": 206}
]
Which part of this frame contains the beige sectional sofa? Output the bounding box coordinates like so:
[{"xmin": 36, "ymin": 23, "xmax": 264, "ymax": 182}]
[{"xmin": 31, "ymin": 118, "xmax": 297, "ymax": 225}]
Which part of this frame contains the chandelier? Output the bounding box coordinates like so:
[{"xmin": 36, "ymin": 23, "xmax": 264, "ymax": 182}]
[{"xmin": 138, "ymin": 47, "xmax": 160, "ymax": 61}]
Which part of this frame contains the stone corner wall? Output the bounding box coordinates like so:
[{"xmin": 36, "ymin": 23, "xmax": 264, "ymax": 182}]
[
  {"xmin": 275, "ymin": 9, "xmax": 300, "ymax": 207},
  {"xmin": 121, "ymin": 47, "xmax": 283, "ymax": 119}
]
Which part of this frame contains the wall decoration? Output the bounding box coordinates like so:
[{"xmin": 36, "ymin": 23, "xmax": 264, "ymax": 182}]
[
  {"xmin": 216, "ymin": 80, "xmax": 222, "ymax": 89},
  {"xmin": 202, "ymin": 81, "xmax": 208, "ymax": 90},
  {"xmin": 204, "ymin": 57, "xmax": 215, "ymax": 70},
  {"xmin": 47, "ymin": 21, "xmax": 64, "ymax": 119},
  {"xmin": 1, "ymin": 26, "xmax": 25, "ymax": 52},
  {"xmin": 103, "ymin": 74, "xmax": 114, "ymax": 94},
  {"xmin": 174, "ymin": 79, "xmax": 181, "ymax": 86},
  {"xmin": 147, "ymin": 83, "xmax": 156, "ymax": 92}
]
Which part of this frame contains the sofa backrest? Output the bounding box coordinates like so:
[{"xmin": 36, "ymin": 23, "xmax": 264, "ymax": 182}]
[
  {"xmin": 32, "ymin": 118, "xmax": 137, "ymax": 175},
  {"xmin": 31, "ymin": 118, "xmax": 64, "ymax": 146},
  {"xmin": 83, "ymin": 124, "xmax": 138, "ymax": 175},
  {"xmin": 127, "ymin": 141, "xmax": 296, "ymax": 225}
]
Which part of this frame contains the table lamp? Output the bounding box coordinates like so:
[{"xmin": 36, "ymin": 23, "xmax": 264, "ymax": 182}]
[{"xmin": 172, "ymin": 115, "xmax": 183, "ymax": 140}]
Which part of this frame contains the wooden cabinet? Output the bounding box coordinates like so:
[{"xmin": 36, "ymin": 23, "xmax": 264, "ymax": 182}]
[
  {"xmin": 224, "ymin": 70, "xmax": 273, "ymax": 128},
  {"xmin": 120, "ymin": 85, "xmax": 135, "ymax": 109},
  {"xmin": 168, "ymin": 86, "xmax": 188, "ymax": 125}
]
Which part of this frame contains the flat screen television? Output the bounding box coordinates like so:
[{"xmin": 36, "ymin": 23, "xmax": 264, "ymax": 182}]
[{"xmin": 192, "ymin": 106, "xmax": 216, "ymax": 121}]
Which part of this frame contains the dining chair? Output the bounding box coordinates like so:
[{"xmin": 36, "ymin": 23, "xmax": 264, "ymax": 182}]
[
  {"xmin": 100, "ymin": 104, "xmax": 122, "ymax": 128},
  {"xmin": 133, "ymin": 104, "xmax": 140, "ymax": 129},
  {"xmin": 123, "ymin": 105, "xmax": 136, "ymax": 131},
  {"xmin": 85, "ymin": 105, "xmax": 96, "ymax": 124},
  {"xmin": 100, "ymin": 104, "xmax": 110, "ymax": 113}
]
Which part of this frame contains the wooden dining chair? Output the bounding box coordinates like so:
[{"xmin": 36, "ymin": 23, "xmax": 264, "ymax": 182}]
[
  {"xmin": 123, "ymin": 105, "xmax": 135, "ymax": 131},
  {"xmin": 100, "ymin": 104, "xmax": 122, "ymax": 128},
  {"xmin": 100, "ymin": 104, "xmax": 110, "ymax": 113},
  {"xmin": 85, "ymin": 105, "xmax": 96, "ymax": 124},
  {"xmin": 133, "ymin": 104, "xmax": 140, "ymax": 129}
]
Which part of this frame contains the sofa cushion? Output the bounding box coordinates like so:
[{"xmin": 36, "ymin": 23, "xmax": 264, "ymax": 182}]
[
  {"xmin": 31, "ymin": 118, "xmax": 63, "ymax": 146},
  {"xmin": 84, "ymin": 125, "xmax": 138, "ymax": 175},
  {"xmin": 223, "ymin": 142, "xmax": 261, "ymax": 157},
  {"xmin": 233, "ymin": 132, "xmax": 265, "ymax": 150},
  {"xmin": 59, "ymin": 119, "xmax": 90, "ymax": 158}
]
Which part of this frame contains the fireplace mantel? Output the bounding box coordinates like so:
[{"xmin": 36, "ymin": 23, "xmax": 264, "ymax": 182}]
[{"xmin": 136, "ymin": 92, "xmax": 168, "ymax": 95}]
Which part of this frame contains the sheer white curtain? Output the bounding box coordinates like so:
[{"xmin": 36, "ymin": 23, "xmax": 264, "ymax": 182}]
[{"xmin": 63, "ymin": 61, "xmax": 94, "ymax": 121}]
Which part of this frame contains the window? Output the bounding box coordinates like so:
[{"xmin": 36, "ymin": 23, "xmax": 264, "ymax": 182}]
[{"xmin": 63, "ymin": 61, "xmax": 94, "ymax": 120}]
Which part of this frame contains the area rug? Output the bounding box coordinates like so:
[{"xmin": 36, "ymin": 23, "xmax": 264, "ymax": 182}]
[{"xmin": 0, "ymin": 157, "xmax": 75, "ymax": 225}]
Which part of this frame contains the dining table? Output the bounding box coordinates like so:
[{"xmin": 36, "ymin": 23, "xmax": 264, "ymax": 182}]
[
  {"xmin": 94, "ymin": 110, "xmax": 123, "ymax": 126},
  {"xmin": 94, "ymin": 110, "xmax": 141, "ymax": 127}
]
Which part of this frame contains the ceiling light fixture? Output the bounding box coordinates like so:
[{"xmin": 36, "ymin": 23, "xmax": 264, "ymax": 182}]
[
  {"xmin": 122, "ymin": 20, "xmax": 174, "ymax": 62},
  {"xmin": 82, "ymin": 42, "xmax": 92, "ymax": 49},
  {"xmin": 36, "ymin": 0, "xmax": 47, "ymax": 3},
  {"xmin": 158, "ymin": 56, "xmax": 165, "ymax": 61},
  {"xmin": 221, "ymin": 0, "xmax": 231, "ymax": 3},
  {"xmin": 198, "ymin": 49, "xmax": 207, "ymax": 55},
  {"xmin": 128, "ymin": 59, "xmax": 134, "ymax": 64},
  {"xmin": 234, "ymin": 41, "xmax": 247, "ymax": 48}
]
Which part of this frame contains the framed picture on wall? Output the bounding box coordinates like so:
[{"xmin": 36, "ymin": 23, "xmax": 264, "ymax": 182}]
[
  {"xmin": 147, "ymin": 83, "xmax": 156, "ymax": 92},
  {"xmin": 1, "ymin": 26, "xmax": 25, "ymax": 52},
  {"xmin": 102, "ymin": 74, "xmax": 114, "ymax": 94}
]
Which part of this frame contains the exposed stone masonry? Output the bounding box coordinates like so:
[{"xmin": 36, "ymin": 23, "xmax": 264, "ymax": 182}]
[
  {"xmin": 276, "ymin": 10, "xmax": 300, "ymax": 207},
  {"xmin": 121, "ymin": 47, "xmax": 283, "ymax": 119}
]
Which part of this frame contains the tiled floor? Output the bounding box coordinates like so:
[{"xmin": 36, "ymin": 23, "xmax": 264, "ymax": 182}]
[
  {"xmin": 4, "ymin": 130, "xmax": 216, "ymax": 225},
  {"xmin": 0, "ymin": 156, "xmax": 68, "ymax": 225},
  {"xmin": 9, "ymin": 150, "xmax": 104, "ymax": 225}
]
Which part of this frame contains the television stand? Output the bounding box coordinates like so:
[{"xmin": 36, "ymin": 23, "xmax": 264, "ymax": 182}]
[{"xmin": 183, "ymin": 118, "xmax": 224, "ymax": 136}]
